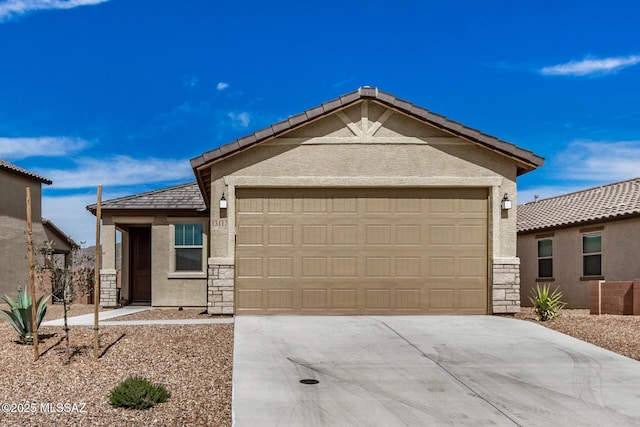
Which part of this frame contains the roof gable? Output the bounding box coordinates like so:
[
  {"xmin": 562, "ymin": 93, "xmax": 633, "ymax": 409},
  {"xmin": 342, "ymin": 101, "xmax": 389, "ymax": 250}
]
[
  {"xmin": 0, "ymin": 159, "xmax": 52, "ymax": 184},
  {"xmin": 191, "ymin": 87, "xmax": 544, "ymax": 207},
  {"xmin": 517, "ymin": 178, "xmax": 640, "ymax": 233}
]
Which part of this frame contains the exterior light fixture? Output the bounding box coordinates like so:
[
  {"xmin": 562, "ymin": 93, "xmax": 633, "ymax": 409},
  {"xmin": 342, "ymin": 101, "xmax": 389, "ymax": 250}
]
[
  {"xmin": 501, "ymin": 193, "xmax": 512, "ymax": 210},
  {"xmin": 219, "ymin": 193, "xmax": 227, "ymax": 209}
]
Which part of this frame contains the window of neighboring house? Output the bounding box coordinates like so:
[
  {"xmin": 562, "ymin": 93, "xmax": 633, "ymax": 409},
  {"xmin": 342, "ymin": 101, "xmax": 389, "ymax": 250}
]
[
  {"xmin": 174, "ymin": 222, "xmax": 204, "ymax": 272},
  {"xmin": 582, "ymin": 232, "xmax": 602, "ymax": 276},
  {"xmin": 537, "ymin": 238, "xmax": 553, "ymax": 278}
]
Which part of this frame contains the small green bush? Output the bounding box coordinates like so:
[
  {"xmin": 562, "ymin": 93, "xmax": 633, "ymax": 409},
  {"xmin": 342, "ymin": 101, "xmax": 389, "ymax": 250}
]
[
  {"xmin": 109, "ymin": 375, "xmax": 170, "ymax": 410},
  {"xmin": 529, "ymin": 283, "xmax": 566, "ymax": 321}
]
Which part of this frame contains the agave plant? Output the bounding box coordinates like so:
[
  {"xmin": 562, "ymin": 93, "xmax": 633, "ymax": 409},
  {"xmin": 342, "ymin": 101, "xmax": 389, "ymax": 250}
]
[
  {"xmin": 529, "ymin": 283, "xmax": 565, "ymax": 321},
  {"xmin": 0, "ymin": 289, "xmax": 50, "ymax": 344}
]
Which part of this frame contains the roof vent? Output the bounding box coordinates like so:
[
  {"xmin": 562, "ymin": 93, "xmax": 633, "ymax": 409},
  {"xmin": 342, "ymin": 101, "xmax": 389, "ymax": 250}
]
[{"xmin": 358, "ymin": 86, "xmax": 378, "ymax": 98}]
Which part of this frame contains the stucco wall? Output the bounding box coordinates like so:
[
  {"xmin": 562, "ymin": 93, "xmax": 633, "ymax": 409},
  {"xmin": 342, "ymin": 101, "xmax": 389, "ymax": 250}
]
[
  {"xmin": 518, "ymin": 216, "xmax": 640, "ymax": 308},
  {"xmin": 208, "ymin": 102, "xmax": 520, "ymax": 264},
  {"xmin": 101, "ymin": 213, "xmax": 208, "ymax": 307},
  {"xmin": 0, "ymin": 171, "xmax": 49, "ymax": 297}
]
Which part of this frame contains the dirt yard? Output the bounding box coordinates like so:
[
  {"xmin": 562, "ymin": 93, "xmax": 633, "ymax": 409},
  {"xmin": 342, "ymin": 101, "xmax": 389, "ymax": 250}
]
[
  {"xmin": 515, "ymin": 307, "xmax": 640, "ymax": 361},
  {"xmin": 0, "ymin": 304, "xmax": 233, "ymax": 427}
]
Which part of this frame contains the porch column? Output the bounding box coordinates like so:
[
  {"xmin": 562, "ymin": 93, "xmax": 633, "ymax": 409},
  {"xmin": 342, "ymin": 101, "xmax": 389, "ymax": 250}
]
[
  {"xmin": 208, "ymin": 258, "xmax": 234, "ymax": 314},
  {"xmin": 492, "ymin": 257, "xmax": 521, "ymax": 314},
  {"xmin": 99, "ymin": 223, "xmax": 118, "ymax": 307}
]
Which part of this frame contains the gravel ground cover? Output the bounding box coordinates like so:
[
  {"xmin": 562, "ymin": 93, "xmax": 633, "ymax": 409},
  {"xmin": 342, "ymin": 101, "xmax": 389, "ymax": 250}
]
[
  {"xmin": 515, "ymin": 307, "xmax": 640, "ymax": 361},
  {"xmin": 115, "ymin": 307, "xmax": 213, "ymax": 321},
  {"xmin": 0, "ymin": 304, "xmax": 233, "ymax": 426},
  {"xmin": 2, "ymin": 303, "xmax": 639, "ymax": 426}
]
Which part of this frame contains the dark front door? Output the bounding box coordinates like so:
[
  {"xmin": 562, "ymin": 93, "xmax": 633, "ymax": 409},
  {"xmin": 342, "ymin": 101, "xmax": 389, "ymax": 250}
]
[{"xmin": 129, "ymin": 226, "xmax": 151, "ymax": 303}]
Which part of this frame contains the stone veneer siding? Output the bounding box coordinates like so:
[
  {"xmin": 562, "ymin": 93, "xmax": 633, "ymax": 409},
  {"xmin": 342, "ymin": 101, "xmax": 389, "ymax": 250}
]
[
  {"xmin": 492, "ymin": 262, "xmax": 521, "ymax": 313},
  {"xmin": 99, "ymin": 269, "xmax": 118, "ymax": 308},
  {"xmin": 208, "ymin": 262, "xmax": 235, "ymax": 314}
]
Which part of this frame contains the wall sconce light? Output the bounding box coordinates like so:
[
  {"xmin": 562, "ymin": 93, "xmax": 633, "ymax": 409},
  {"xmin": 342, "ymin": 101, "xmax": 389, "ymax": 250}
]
[
  {"xmin": 219, "ymin": 193, "xmax": 227, "ymax": 209},
  {"xmin": 501, "ymin": 193, "xmax": 512, "ymax": 210}
]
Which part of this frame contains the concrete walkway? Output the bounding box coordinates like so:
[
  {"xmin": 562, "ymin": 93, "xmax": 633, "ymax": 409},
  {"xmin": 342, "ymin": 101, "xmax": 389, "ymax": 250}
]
[
  {"xmin": 233, "ymin": 315, "xmax": 640, "ymax": 426},
  {"xmin": 41, "ymin": 306, "xmax": 233, "ymax": 326}
]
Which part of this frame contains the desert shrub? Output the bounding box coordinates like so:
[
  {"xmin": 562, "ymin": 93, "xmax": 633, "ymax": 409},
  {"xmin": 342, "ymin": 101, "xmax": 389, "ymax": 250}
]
[
  {"xmin": 0, "ymin": 289, "xmax": 49, "ymax": 344},
  {"xmin": 109, "ymin": 375, "xmax": 170, "ymax": 410},
  {"xmin": 529, "ymin": 283, "xmax": 566, "ymax": 321}
]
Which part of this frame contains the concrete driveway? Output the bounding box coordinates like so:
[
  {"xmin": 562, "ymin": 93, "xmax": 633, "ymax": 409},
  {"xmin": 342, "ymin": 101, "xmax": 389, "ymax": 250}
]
[{"xmin": 233, "ymin": 316, "xmax": 640, "ymax": 426}]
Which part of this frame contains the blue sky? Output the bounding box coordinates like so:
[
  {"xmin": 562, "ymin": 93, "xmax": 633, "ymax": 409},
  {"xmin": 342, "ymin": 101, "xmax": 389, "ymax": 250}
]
[{"xmin": 1, "ymin": 0, "xmax": 639, "ymax": 245}]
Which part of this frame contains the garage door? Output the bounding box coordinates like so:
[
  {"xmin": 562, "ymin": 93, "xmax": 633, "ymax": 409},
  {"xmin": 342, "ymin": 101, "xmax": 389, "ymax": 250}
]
[{"xmin": 235, "ymin": 188, "xmax": 487, "ymax": 314}]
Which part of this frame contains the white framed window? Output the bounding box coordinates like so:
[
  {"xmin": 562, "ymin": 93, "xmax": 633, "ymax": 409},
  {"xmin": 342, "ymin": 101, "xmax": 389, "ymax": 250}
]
[
  {"xmin": 171, "ymin": 221, "xmax": 206, "ymax": 274},
  {"xmin": 537, "ymin": 238, "xmax": 553, "ymax": 278},
  {"xmin": 582, "ymin": 232, "xmax": 602, "ymax": 276}
]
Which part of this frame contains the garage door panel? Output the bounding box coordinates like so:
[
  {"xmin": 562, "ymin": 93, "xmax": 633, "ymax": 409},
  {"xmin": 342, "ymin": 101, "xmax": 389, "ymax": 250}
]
[
  {"xmin": 237, "ymin": 289, "xmax": 263, "ymax": 310},
  {"xmin": 332, "ymin": 257, "xmax": 358, "ymax": 277},
  {"xmin": 237, "ymin": 257, "xmax": 263, "ymax": 278},
  {"xmin": 267, "ymin": 289, "xmax": 293, "ymax": 310},
  {"xmin": 331, "ymin": 225, "xmax": 358, "ymax": 245},
  {"xmin": 236, "ymin": 188, "xmax": 487, "ymax": 314},
  {"xmin": 237, "ymin": 225, "xmax": 263, "ymax": 245},
  {"xmin": 459, "ymin": 289, "xmax": 486, "ymax": 309},
  {"xmin": 429, "ymin": 289, "xmax": 455, "ymax": 309},
  {"xmin": 365, "ymin": 289, "xmax": 391, "ymax": 309},
  {"xmin": 365, "ymin": 225, "xmax": 391, "ymax": 245},
  {"xmin": 365, "ymin": 257, "xmax": 391, "ymax": 277},
  {"xmin": 395, "ymin": 289, "xmax": 421, "ymax": 309},
  {"xmin": 459, "ymin": 257, "xmax": 486, "ymax": 277},
  {"xmin": 301, "ymin": 289, "xmax": 327, "ymax": 309},
  {"xmin": 395, "ymin": 257, "xmax": 421, "ymax": 277},
  {"xmin": 331, "ymin": 289, "xmax": 357, "ymax": 309},
  {"xmin": 396, "ymin": 225, "xmax": 421, "ymax": 245},
  {"xmin": 267, "ymin": 225, "xmax": 293, "ymax": 245},
  {"xmin": 267, "ymin": 257, "xmax": 293, "ymax": 278},
  {"xmin": 302, "ymin": 257, "xmax": 327, "ymax": 277}
]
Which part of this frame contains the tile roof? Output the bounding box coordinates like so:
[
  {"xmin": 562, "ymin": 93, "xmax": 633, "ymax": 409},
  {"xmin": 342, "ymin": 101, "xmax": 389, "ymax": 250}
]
[
  {"xmin": 86, "ymin": 182, "xmax": 206, "ymax": 213},
  {"xmin": 517, "ymin": 178, "xmax": 640, "ymax": 233},
  {"xmin": 0, "ymin": 159, "xmax": 52, "ymax": 184},
  {"xmin": 191, "ymin": 87, "xmax": 544, "ymax": 208}
]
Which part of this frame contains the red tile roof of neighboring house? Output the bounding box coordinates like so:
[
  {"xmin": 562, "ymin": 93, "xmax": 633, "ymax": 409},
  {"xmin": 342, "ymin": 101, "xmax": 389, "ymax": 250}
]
[
  {"xmin": 517, "ymin": 177, "xmax": 640, "ymax": 233},
  {"xmin": 86, "ymin": 182, "xmax": 206, "ymax": 213},
  {"xmin": 0, "ymin": 159, "xmax": 52, "ymax": 184},
  {"xmin": 191, "ymin": 87, "xmax": 545, "ymax": 208}
]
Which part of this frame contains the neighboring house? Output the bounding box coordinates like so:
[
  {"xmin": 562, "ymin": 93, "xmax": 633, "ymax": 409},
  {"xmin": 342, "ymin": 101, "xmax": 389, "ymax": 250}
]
[
  {"xmin": 517, "ymin": 178, "xmax": 640, "ymax": 308},
  {"xmin": 0, "ymin": 160, "xmax": 75, "ymax": 297},
  {"xmin": 90, "ymin": 87, "xmax": 544, "ymax": 315}
]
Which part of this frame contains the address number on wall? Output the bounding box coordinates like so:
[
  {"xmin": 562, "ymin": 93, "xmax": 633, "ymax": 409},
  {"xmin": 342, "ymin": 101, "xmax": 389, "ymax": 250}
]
[{"xmin": 213, "ymin": 219, "xmax": 228, "ymax": 227}]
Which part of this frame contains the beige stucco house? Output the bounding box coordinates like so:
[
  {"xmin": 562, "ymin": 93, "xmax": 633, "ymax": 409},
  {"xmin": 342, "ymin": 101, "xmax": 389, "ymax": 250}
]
[
  {"xmin": 92, "ymin": 87, "xmax": 543, "ymax": 315},
  {"xmin": 518, "ymin": 178, "xmax": 640, "ymax": 308},
  {"xmin": 0, "ymin": 160, "xmax": 75, "ymax": 298}
]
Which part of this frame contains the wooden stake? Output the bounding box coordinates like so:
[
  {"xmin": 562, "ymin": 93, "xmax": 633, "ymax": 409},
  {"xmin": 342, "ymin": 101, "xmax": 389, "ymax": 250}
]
[
  {"xmin": 93, "ymin": 185, "xmax": 102, "ymax": 360},
  {"xmin": 26, "ymin": 187, "xmax": 39, "ymax": 361}
]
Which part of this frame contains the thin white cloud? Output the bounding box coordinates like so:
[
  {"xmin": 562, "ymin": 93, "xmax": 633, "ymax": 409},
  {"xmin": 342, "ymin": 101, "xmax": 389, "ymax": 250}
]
[
  {"xmin": 216, "ymin": 82, "xmax": 229, "ymax": 91},
  {"xmin": 518, "ymin": 139, "xmax": 640, "ymax": 205},
  {"xmin": 0, "ymin": 0, "xmax": 109, "ymax": 22},
  {"xmin": 540, "ymin": 55, "xmax": 640, "ymax": 77},
  {"xmin": 182, "ymin": 75, "xmax": 198, "ymax": 88},
  {"xmin": 227, "ymin": 111, "xmax": 250, "ymax": 128},
  {"xmin": 0, "ymin": 136, "xmax": 88, "ymax": 159},
  {"xmin": 551, "ymin": 140, "xmax": 640, "ymax": 182},
  {"xmin": 42, "ymin": 193, "xmax": 104, "ymax": 246},
  {"xmin": 39, "ymin": 155, "xmax": 193, "ymax": 189}
]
